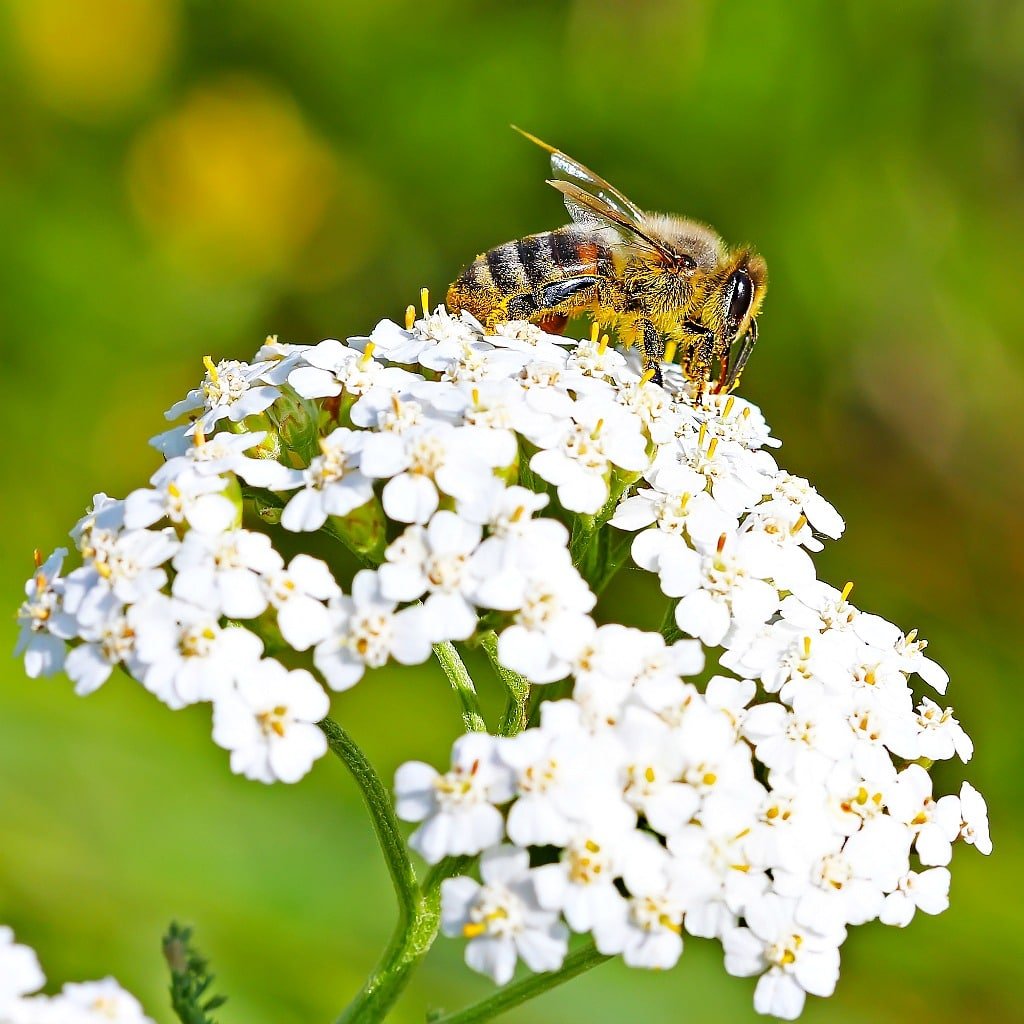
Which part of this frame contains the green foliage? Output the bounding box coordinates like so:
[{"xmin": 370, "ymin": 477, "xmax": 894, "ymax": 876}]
[{"xmin": 163, "ymin": 923, "xmax": 227, "ymax": 1024}]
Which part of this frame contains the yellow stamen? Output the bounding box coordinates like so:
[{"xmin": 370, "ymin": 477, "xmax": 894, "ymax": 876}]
[
  {"xmin": 420, "ymin": 287, "xmax": 430, "ymax": 316},
  {"xmin": 360, "ymin": 342, "xmax": 376, "ymax": 368},
  {"xmin": 33, "ymin": 548, "xmax": 43, "ymax": 569},
  {"xmin": 510, "ymin": 505, "xmax": 525, "ymax": 523},
  {"xmin": 706, "ymin": 437, "xmax": 719, "ymax": 459},
  {"xmin": 203, "ymin": 355, "xmax": 219, "ymax": 382},
  {"xmin": 644, "ymin": 765, "xmax": 656, "ymax": 784},
  {"xmin": 598, "ymin": 333, "xmax": 610, "ymax": 354},
  {"xmin": 741, "ymin": 407, "xmax": 751, "ymax": 419},
  {"xmin": 167, "ymin": 482, "xmax": 181, "ymax": 499},
  {"xmin": 663, "ymin": 340, "xmax": 678, "ymax": 364},
  {"xmin": 471, "ymin": 388, "xmax": 480, "ymax": 406},
  {"xmin": 723, "ymin": 395, "xmax": 736, "ymax": 419},
  {"xmin": 405, "ymin": 304, "xmax": 416, "ymax": 330},
  {"xmin": 803, "ymin": 635, "xmax": 812, "ymax": 658},
  {"xmin": 590, "ymin": 322, "xmax": 599, "ymax": 344},
  {"xmin": 640, "ymin": 367, "xmax": 656, "ymax": 385},
  {"xmin": 391, "ymin": 394, "xmax": 402, "ymax": 414},
  {"xmin": 906, "ymin": 628, "xmax": 918, "ymax": 642},
  {"xmin": 193, "ymin": 425, "xmax": 206, "ymax": 446},
  {"xmin": 841, "ymin": 580, "xmax": 854, "ymax": 603},
  {"xmin": 590, "ymin": 418, "xmax": 604, "ymax": 439},
  {"xmin": 96, "ymin": 562, "xmax": 112, "ymax": 580},
  {"xmin": 716, "ymin": 533, "xmax": 727, "ymax": 554},
  {"xmin": 791, "ymin": 514, "xmax": 807, "ymax": 535},
  {"xmin": 462, "ymin": 922, "xmax": 487, "ymax": 939},
  {"xmin": 265, "ymin": 334, "xmax": 278, "ymax": 347},
  {"xmin": 698, "ymin": 422, "xmax": 707, "ymax": 447}
]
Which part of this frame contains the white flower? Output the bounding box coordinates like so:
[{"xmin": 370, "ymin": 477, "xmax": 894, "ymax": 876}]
[
  {"xmin": 879, "ymin": 867, "xmax": 951, "ymax": 927},
  {"xmin": 313, "ymin": 570, "xmax": 432, "ymax": 691},
  {"xmin": 133, "ymin": 595, "xmax": 264, "ymax": 707},
  {"xmin": 914, "ymin": 698, "xmax": 974, "ymax": 763},
  {"xmin": 14, "ymin": 549, "xmax": 75, "ymax": 678},
  {"xmin": 166, "ymin": 356, "xmax": 283, "ymax": 432},
  {"xmin": 395, "ymin": 733, "xmax": 513, "ymax": 863},
  {"xmin": 441, "ymin": 846, "xmax": 568, "ymax": 985},
  {"xmin": 149, "ymin": 428, "xmax": 294, "ymax": 489},
  {"xmin": 278, "ymin": 427, "xmax": 375, "ymax": 532},
  {"xmin": 885, "ymin": 764, "xmax": 962, "ymax": 866},
  {"xmin": 0, "ymin": 927, "xmax": 45, "ymax": 1003},
  {"xmin": 529, "ymin": 399, "xmax": 648, "ymax": 514},
  {"xmin": 723, "ymin": 894, "xmax": 842, "ymax": 1021},
  {"xmin": 378, "ymin": 512, "xmax": 482, "ymax": 642},
  {"xmin": 56, "ymin": 978, "xmax": 155, "ymax": 1023},
  {"xmin": 172, "ymin": 528, "xmax": 283, "ymax": 619},
  {"xmin": 125, "ymin": 465, "xmax": 237, "ymax": 535},
  {"xmin": 591, "ymin": 848, "xmax": 694, "ymax": 969},
  {"xmin": 212, "ymin": 660, "xmax": 329, "ymax": 783},
  {"xmin": 263, "ymin": 554, "xmax": 340, "ymax": 650},
  {"xmin": 771, "ymin": 472, "xmax": 844, "ymax": 540},
  {"xmin": 892, "ymin": 628, "xmax": 949, "ymax": 694},
  {"xmin": 635, "ymin": 531, "xmax": 782, "ymax": 647},
  {"xmin": 63, "ymin": 529, "xmax": 178, "ymax": 629},
  {"xmin": 958, "ymin": 781, "xmax": 992, "ymax": 855}
]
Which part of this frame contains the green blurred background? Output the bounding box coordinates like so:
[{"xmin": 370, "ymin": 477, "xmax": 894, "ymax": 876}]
[{"xmin": 1, "ymin": 1, "xmax": 1021, "ymax": 1021}]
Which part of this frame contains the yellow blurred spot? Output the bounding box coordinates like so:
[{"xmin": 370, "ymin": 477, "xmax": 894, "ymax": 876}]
[
  {"xmin": 127, "ymin": 76, "xmax": 341, "ymax": 283},
  {"xmin": 10, "ymin": 0, "xmax": 178, "ymax": 121}
]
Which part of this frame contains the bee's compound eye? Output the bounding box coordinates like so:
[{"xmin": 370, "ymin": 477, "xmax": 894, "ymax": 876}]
[
  {"xmin": 726, "ymin": 269, "xmax": 754, "ymax": 333},
  {"xmin": 677, "ymin": 254, "xmax": 697, "ymax": 272}
]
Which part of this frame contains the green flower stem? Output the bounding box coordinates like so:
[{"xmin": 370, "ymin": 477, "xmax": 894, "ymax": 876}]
[
  {"xmin": 429, "ymin": 942, "xmax": 611, "ymax": 1024},
  {"xmin": 434, "ymin": 641, "xmax": 487, "ymax": 732},
  {"xmin": 660, "ymin": 599, "xmax": 682, "ymax": 645},
  {"xmin": 479, "ymin": 631, "xmax": 530, "ymax": 737},
  {"xmin": 320, "ymin": 717, "xmax": 419, "ymax": 924}
]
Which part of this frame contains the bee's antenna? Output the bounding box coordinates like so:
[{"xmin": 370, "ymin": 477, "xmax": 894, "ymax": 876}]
[{"xmin": 511, "ymin": 125, "xmax": 557, "ymax": 154}]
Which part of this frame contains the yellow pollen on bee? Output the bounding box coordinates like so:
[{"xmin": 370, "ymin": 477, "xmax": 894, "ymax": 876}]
[
  {"xmin": 360, "ymin": 342, "xmax": 376, "ymax": 367},
  {"xmin": 405, "ymin": 304, "xmax": 416, "ymax": 330},
  {"xmin": 590, "ymin": 322, "xmax": 600, "ymax": 344},
  {"xmin": 663, "ymin": 340, "xmax": 678, "ymax": 364},
  {"xmin": 639, "ymin": 367, "xmax": 656, "ymax": 385},
  {"xmin": 723, "ymin": 395, "xmax": 736, "ymax": 419},
  {"xmin": 841, "ymin": 581, "xmax": 855, "ymax": 602},
  {"xmin": 203, "ymin": 355, "xmax": 219, "ymax": 382},
  {"xmin": 599, "ymin": 333, "xmax": 610, "ymax": 354},
  {"xmin": 590, "ymin": 418, "xmax": 604, "ymax": 439},
  {"xmin": 706, "ymin": 437, "xmax": 719, "ymax": 459},
  {"xmin": 791, "ymin": 514, "xmax": 807, "ymax": 535},
  {"xmin": 420, "ymin": 287, "xmax": 430, "ymax": 316},
  {"xmin": 462, "ymin": 922, "xmax": 487, "ymax": 939}
]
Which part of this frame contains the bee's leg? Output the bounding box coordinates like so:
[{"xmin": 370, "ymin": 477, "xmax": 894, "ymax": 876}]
[
  {"xmin": 641, "ymin": 319, "xmax": 664, "ymax": 387},
  {"xmin": 681, "ymin": 320, "xmax": 717, "ymax": 403}
]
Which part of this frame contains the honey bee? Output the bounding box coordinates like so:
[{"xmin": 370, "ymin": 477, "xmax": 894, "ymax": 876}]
[{"xmin": 446, "ymin": 128, "xmax": 767, "ymax": 396}]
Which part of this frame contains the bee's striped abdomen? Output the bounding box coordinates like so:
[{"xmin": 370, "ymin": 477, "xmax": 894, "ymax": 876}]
[{"xmin": 447, "ymin": 227, "xmax": 608, "ymax": 329}]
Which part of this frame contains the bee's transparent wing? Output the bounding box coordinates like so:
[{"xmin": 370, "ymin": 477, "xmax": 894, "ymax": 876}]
[
  {"xmin": 514, "ymin": 127, "xmax": 647, "ymax": 224},
  {"xmin": 547, "ymin": 180, "xmax": 675, "ymax": 262}
]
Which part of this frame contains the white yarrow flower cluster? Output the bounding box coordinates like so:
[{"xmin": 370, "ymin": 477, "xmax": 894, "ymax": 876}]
[{"xmin": 17, "ymin": 307, "xmax": 990, "ymax": 1018}]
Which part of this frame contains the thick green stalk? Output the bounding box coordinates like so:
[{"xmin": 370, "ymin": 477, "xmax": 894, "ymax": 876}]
[
  {"xmin": 320, "ymin": 717, "xmax": 419, "ymax": 924},
  {"xmin": 434, "ymin": 641, "xmax": 487, "ymax": 732},
  {"xmin": 429, "ymin": 942, "xmax": 610, "ymax": 1024}
]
